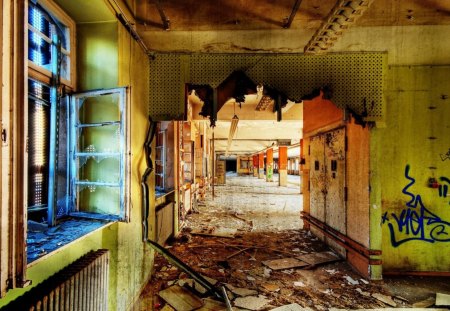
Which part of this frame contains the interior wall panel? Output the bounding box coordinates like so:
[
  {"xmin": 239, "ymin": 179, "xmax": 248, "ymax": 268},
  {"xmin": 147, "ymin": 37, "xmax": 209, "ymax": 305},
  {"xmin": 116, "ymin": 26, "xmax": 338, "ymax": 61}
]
[{"xmin": 149, "ymin": 53, "xmax": 386, "ymax": 121}]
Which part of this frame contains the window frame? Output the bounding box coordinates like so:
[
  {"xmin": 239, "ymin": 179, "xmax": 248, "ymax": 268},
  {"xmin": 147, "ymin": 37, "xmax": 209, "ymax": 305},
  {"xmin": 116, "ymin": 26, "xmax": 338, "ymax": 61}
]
[
  {"xmin": 25, "ymin": 0, "xmax": 76, "ymax": 226},
  {"xmin": 27, "ymin": 0, "xmax": 76, "ymax": 90},
  {"xmin": 68, "ymin": 87, "xmax": 130, "ymax": 222}
]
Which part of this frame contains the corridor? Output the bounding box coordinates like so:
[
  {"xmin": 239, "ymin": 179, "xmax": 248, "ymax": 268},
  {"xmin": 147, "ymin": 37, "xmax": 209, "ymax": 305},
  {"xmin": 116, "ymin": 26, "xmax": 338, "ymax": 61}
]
[
  {"xmin": 133, "ymin": 174, "xmax": 450, "ymax": 311},
  {"xmin": 186, "ymin": 173, "xmax": 303, "ymax": 233}
]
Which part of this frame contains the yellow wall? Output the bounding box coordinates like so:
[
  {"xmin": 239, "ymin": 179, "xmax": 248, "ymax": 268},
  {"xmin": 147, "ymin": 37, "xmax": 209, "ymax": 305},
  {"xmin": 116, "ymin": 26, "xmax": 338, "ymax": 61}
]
[
  {"xmin": 371, "ymin": 66, "xmax": 450, "ymax": 273},
  {"xmin": 77, "ymin": 22, "xmax": 118, "ymax": 90}
]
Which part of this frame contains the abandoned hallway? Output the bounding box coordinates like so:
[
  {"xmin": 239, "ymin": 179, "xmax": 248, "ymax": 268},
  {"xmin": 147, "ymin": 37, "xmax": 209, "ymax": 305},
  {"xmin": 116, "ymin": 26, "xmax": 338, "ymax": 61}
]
[
  {"xmin": 187, "ymin": 172, "xmax": 303, "ymax": 232},
  {"xmin": 1, "ymin": 0, "xmax": 450, "ymax": 310},
  {"xmin": 134, "ymin": 173, "xmax": 450, "ymax": 310}
]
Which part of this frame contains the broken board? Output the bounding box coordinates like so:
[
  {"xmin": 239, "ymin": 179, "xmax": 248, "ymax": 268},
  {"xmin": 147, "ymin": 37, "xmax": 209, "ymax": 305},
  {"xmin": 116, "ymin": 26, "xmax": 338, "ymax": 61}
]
[
  {"xmin": 436, "ymin": 292, "xmax": 450, "ymax": 306},
  {"xmin": 196, "ymin": 298, "xmax": 227, "ymax": 311},
  {"xmin": 158, "ymin": 285, "xmax": 204, "ymax": 311},
  {"xmin": 234, "ymin": 295, "xmax": 271, "ymax": 311},
  {"xmin": 296, "ymin": 251, "xmax": 340, "ymax": 266},
  {"xmin": 270, "ymin": 303, "xmax": 313, "ymax": 311},
  {"xmin": 262, "ymin": 258, "xmax": 309, "ymax": 270}
]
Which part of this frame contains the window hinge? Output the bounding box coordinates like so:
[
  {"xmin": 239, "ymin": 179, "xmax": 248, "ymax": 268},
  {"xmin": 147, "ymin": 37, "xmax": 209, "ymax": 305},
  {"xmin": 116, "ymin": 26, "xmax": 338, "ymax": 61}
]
[{"xmin": 1, "ymin": 128, "xmax": 7, "ymax": 144}]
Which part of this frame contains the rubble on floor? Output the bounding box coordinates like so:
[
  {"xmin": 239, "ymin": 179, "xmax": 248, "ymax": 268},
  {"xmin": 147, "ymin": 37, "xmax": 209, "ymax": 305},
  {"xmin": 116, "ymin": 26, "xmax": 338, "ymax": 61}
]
[{"xmin": 134, "ymin": 229, "xmax": 436, "ymax": 311}]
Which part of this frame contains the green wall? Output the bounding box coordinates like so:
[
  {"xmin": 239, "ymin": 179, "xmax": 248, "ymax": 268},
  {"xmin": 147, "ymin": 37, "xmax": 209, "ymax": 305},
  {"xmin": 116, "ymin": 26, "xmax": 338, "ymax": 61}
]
[
  {"xmin": 371, "ymin": 66, "xmax": 450, "ymax": 273},
  {"xmin": 0, "ymin": 19, "xmax": 154, "ymax": 311},
  {"xmin": 77, "ymin": 22, "xmax": 118, "ymax": 91}
]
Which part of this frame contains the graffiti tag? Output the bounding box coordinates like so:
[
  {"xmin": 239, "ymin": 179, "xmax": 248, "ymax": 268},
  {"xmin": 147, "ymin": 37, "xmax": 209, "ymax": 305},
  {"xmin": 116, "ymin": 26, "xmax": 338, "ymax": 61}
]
[{"xmin": 381, "ymin": 165, "xmax": 450, "ymax": 247}]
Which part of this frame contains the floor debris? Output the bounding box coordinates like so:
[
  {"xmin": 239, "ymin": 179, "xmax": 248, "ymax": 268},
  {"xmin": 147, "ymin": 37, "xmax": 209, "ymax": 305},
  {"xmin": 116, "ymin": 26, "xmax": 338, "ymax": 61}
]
[
  {"xmin": 344, "ymin": 275, "xmax": 359, "ymax": 285},
  {"xmin": 132, "ymin": 175, "xmax": 450, "ymax": 310},
  {"xmin": 436, "ymin": 292, "xmax": 450, "ymax": 306},
  {"xmin": 233, "ymin": 295, "xmax": 271, "ymax": 310},
  {"xmin": 262, "ymin": 258, "xmax": 309, "ymax": 270},
  {"xmin": 371, "ymin": 293, "xmax": 397, "ymax": 307},
  {"xmin": 296, "ymin": 251, "xmax": 340, "ymax": 266},
  {"xmin": 158, "ymin": 285, "xmax": 204, "ymax": 311},
  {"xmin": 196, "ymin": 298, "xmax": 228, "ymax": 311},
  {"xmin": 226, "ymin": 284, "xmax": 258, "ymax": 297},
  {"xmin": 260, "ymin": 283, "xmax": 280, "ymax": 292},
  {"xmin": 412, "ymin": 296, "xmax": 436, "ymax": 308},
  {"xmin": 270, "ymin": 303, "xmax": 312, "ymax": 311}
]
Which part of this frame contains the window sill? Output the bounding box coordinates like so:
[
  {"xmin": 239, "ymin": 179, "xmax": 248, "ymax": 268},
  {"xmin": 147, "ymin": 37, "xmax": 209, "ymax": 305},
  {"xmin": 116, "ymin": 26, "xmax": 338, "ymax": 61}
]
[{"xmin": 27, "ymin": 217, "xmax": 117, "ymax": 267}]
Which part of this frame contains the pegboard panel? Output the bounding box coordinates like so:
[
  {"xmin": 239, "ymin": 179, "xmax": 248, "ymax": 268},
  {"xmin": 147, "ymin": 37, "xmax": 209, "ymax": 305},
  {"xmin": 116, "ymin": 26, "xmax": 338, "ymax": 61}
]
[
  {"xmin": 149, "ymin": 53, "xmax": 386, "ymax": 120},
  {"xmin": 149, "ymin": 54, "xmax": 184, "ymax": 119}
]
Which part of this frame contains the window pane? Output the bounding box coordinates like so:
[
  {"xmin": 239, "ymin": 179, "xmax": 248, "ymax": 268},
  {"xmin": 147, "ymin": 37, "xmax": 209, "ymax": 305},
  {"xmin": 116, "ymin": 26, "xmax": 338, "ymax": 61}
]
[
  {"xmin": 78, "ymin": 157, "xmax": 120, "ymax": 184},
  {"xmin": 28, "ymin": 29, "xmax": 51, "ymax": 69},
  {"xmin": 77, "ymin": 186, "xmax": 120, "ymax": 215},
  {"xmin": 28, "ymin": 5, "xmax": 51, "ymax": 38},
  {"xmin": 78, "ymin": 125, "xmax": 121, "ymax": 153},
  {"xmin": 60, "ymin": 54, "xmax": 70, "ymax": 81},
  {"xmin": 78, "ymin": 93, "xmax": 121, "ymax": 124},
  {"xmin": 28, "ymin": 79, "xmax": 51, "ymax": 210}
]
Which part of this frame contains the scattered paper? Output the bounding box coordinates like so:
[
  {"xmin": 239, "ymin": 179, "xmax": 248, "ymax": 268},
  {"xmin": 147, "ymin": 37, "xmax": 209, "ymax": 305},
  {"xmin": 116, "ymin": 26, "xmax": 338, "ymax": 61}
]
[
  {"xmin": 344, "ymin": 275, "xmax": 359, "ymax": 285},
  {"xmin": 294, "ymin": 281, "xmax": 305, "ymax": 287}
]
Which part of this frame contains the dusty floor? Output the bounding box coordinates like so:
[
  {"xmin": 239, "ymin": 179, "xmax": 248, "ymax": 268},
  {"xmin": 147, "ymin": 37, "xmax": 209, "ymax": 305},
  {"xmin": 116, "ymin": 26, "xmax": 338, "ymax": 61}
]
[{"xmin": 133, "ymin": 174, "xmax": 450, "ymax": 311}]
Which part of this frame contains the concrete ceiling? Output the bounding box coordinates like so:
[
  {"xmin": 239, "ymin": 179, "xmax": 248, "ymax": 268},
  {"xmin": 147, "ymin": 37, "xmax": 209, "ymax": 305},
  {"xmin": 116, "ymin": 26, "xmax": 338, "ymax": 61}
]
[
  {"xmin": 212, "ymin": 120, "xmax": 302, "ymax": 155},
  {"xmin": 191, "ymin": 94, "xmax": 302, "ymax": 155},
  {"xmin": 133, "ymin": 0, "xmax": 450, "ymax": 53},
  {"xmin": 135, "ymin": 0, "xmax": 450, "ymax": 31}
]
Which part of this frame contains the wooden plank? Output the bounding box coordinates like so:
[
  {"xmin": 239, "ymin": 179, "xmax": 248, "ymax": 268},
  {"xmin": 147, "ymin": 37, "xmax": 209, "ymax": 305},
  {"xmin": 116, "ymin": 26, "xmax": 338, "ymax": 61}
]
[
  {"xmin": 296, "ymin": 251, "xmax": 340, "ymax": 266},
  {"xmin": 262, "ymin": 258, "xmax": 309, "ymax": 270},
  {"xmin": 158, "ymin": 285, "xmax": 204, "ymax": 311},
  {"xmin": 436, "ymin": 293, "xmax": 450, "ymax": 306},
  {"xmin": 196, "ymin": 298, "xmax": 227, "ymax": 311}
]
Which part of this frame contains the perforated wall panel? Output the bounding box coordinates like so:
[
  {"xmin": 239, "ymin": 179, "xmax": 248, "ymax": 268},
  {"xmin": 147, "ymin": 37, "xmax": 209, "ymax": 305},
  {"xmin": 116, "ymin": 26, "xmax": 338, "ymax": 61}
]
[{"xmin": 149, "ymin": 52, "xmax": 386, "ymax": 120}]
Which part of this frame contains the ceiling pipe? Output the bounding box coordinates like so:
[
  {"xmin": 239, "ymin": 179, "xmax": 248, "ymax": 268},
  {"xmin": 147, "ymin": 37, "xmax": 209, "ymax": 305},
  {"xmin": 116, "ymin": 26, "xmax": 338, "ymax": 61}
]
[
  {"xmin": 283, "ymin": 0, "xmax": 303, "ymax": 28},
  {"xmin": 107, "ymin": 0, "xmax": 151, "ymax": 55}
]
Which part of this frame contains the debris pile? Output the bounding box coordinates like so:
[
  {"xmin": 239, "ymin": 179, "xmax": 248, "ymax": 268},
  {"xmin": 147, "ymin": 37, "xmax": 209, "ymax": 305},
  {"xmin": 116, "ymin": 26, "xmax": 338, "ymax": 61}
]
[{"xmin": 135, "ymin": 230, "xmax": 419, "ymax": 310}]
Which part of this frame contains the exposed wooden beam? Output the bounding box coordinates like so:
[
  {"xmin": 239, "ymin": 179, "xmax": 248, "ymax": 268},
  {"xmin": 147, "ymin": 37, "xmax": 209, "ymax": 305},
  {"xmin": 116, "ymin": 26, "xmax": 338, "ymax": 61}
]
[{"xmin": 283, "ymin": 0, "xmax": 303, "ymax": 29}]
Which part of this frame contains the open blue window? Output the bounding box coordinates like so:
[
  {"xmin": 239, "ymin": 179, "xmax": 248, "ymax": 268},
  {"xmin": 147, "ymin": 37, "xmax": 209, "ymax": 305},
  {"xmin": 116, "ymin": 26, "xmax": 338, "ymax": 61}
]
[{"xmin": 68, "ymin": 88, "xmax": 130, "ymax": 222}]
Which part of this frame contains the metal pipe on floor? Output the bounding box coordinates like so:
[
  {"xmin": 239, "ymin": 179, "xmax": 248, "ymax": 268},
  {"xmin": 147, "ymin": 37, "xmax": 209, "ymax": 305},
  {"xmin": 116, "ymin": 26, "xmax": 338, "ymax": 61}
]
[{"xmin": 212, "ymin": 129, "xmax": 215, "ymax": 199}]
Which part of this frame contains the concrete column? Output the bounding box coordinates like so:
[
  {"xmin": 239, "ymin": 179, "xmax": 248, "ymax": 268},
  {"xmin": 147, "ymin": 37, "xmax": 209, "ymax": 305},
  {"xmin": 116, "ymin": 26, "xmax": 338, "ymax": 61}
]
[
  {"xmin": 237, "ymin": 155, "xmax": 241, "ymax": 176},
  {"xmin": 258, "ymin": 152, "xmax": 265, "ymax": 179},
  {"xmin": 279, "ymin": 146, "xmax": 287, "ymax": 186},
  {"xmin": 266, "ymin": 148, "xmax": 273, "ymax": 182},
  {"xmin": 253, "ymin": 155, "xmax": 258, "ymax": 177}
]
